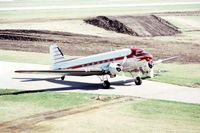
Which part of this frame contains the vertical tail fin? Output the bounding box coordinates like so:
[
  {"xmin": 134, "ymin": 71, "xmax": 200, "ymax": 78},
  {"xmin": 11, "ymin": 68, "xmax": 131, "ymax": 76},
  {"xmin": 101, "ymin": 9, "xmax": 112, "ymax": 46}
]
[{"xmin": 50, "ymin": 44, "xmax": 66, "ymax": 70}]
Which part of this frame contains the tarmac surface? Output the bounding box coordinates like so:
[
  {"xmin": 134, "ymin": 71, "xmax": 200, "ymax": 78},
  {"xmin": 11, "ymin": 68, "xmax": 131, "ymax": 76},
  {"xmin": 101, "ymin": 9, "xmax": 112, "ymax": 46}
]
[{"xmin": 0, "ymin": 61, "xmax": 200, "ymax": 104}]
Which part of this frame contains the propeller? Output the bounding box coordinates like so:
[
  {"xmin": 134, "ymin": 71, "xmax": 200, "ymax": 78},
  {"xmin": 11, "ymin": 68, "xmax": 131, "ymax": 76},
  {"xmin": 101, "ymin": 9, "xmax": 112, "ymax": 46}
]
[
  {"xmin": 146, "ymin": 56, "xmax": 178, "ymax": 78},
  {"xmin": 147, "ymin": 56, "xmax": 178, "ymax": 71},
  {"xmin": 153, "ymin": 56, "xmax": 178, "ymax": 65},
  {"xmin": 115, "ymin": 56, "xmax": 127, "ymax": 72},
  {"xmin": 148, "ymin": 61, "xmax": 154, "ymax": 69},
  {"xmin": 121, "ymin": 56, "xmax": 127, "ymax": 66},
  {"xmin": 120, "ymin": 56, "xmax": 128, "ymax": 81}
]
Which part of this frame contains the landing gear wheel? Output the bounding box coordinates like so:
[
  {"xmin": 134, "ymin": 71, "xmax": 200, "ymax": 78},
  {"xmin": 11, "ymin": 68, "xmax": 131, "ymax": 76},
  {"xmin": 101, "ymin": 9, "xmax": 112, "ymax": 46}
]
[
  {"xmin": 135, "ymin": 77, "xmax": 142, "ymax": 85},
  {"xmin": 61, "ymin": 76, "xmax": 65, "ymax": 80},
  {"xmin": 102, "ymin": 80, "xmax": 110, "ymax": 89}
]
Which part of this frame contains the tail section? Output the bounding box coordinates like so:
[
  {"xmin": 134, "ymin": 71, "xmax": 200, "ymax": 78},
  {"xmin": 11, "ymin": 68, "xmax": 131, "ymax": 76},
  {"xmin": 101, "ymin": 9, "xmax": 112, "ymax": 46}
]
[{"xmin": 50, "ymin": 44, "xmax": 66, "ymax": 70}]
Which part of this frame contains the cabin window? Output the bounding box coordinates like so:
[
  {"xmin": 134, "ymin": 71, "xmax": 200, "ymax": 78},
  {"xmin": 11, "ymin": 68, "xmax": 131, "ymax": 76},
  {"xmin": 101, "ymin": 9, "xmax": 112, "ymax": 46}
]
[
  {"xmin": 135, "ymin": 50, "xmax": 148, "ymax": 56},
  {"xmin": 135, "ymin": 51, "xmax": 143, "ymax": 55}
]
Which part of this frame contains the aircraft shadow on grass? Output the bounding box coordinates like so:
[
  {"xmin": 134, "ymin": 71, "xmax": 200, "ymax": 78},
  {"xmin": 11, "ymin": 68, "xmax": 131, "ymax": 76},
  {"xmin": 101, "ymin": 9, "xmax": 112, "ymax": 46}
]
[{"xmin": 2, "ymin": 77, "xmax": 135, "ymax": 95}]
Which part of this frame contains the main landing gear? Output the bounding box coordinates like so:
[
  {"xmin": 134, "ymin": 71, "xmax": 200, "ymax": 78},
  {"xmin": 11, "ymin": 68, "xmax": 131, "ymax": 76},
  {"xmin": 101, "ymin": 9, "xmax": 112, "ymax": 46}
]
[
  {"xmin": 99, "ymin": 75, "xmax": 111, "ymax": 89},
  {"xmin": 102, "ymin": 80, "xmax": 110, "ymax": 89},
  {"xmin": 99, "ymin": 74, "xmax": 142, "ymax": 89},
  {"xmin": 60, "ymin": 74, "xmax": 141, "ymax": 89},
  {"xmin": 129, "ymin": 72, "xmax": 142, "ymax": 86},
  {"xmin": 134, "ymin": 76, "xmax": 142, "ymax": 85},
  {"xmin": 101, "ymin": 76, "xmax": 142, "ymax": 89}
]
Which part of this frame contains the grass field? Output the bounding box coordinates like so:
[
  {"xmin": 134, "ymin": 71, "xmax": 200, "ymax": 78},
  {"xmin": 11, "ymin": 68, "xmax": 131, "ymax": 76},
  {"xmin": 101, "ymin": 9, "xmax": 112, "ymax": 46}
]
[
  {"xmin": 163, "ymin": 16, "xmax": 200, "ymax": 30},
  {"xmin": 152, "ymin": 63, "xmax": 200, "ymax": 87},
  {"xmin": 0, "ymin": 5, "xmax": 200, "ymax": 20},
  {"xmin": 126, "ymin": 99, "xmax": 200, "ymax": 122},
  {"xmin": 0, "ymin": 49, "xmax": 50, "ymax": 64},
  {"xmin": 1, "ymin": 0, "xmax": 199, "ymax": 8},
  {"xmin": 26, "ymin": 97, "xmax": 200, "ymax": 133},
  {"xmin": 0, "ymin": 89, "xmax": 98, "ymax": 122},
  {"xmin": 121, "ymin": 100, "xmax": 200, "ymax": 132},
  {"xmin": 0, "ymin": 0, "xmax": 200, "ymax": 20},
  {"xmin": 0, "ymin": 88, "xmax": 200, "ymax": 132}
]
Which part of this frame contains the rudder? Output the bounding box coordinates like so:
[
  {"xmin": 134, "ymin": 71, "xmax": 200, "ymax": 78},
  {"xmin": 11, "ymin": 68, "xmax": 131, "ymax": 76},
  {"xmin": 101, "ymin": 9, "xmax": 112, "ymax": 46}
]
[{"xmin": 50, "ymin": 44, "xmax": 66, "ymax": 70}]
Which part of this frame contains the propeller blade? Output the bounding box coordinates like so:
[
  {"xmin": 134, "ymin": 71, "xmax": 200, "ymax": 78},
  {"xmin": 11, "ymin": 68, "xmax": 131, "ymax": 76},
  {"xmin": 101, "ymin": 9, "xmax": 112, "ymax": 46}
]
[
  {"xmin": 121, "ymin": 56, "xmax": 127, "ymax": 66},
  {"xmin": 154, "ymin": 59, "xmax": 163, "ymax": 64},
  {"xmin": 149, "ymin": 68, "xmax": 154, "ymax": 78},
  {"xmin": 154, "ymin": 56, "xmax": 178, "ymax": 64}
]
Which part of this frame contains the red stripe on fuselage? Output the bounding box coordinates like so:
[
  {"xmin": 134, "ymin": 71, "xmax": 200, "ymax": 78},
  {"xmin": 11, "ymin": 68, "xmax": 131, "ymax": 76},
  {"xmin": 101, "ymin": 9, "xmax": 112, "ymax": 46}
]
[{"xmin": 66, "ymin": 53, "xmax": 134, "ymax": 69}]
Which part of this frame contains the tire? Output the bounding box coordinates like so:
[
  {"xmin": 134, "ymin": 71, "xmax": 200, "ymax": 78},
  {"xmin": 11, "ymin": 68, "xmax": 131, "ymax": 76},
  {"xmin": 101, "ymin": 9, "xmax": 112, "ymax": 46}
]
[
  {"xmin": 135, "ymin": 77, "xmax": 142, "ymax": 85},
  {"xmin": 61, "ymin": 76, "xmax": 65, "ymax": 80},
  {"xmin": 102, "ymin": 80, "xmax": 110, "ymax": 89}
]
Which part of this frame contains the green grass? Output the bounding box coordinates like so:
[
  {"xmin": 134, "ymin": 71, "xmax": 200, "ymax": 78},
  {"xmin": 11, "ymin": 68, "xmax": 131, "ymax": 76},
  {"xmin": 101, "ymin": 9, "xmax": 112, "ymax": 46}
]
[
  {"xmin": 0, "ymin": 89, "xmax": 98, "ymax": 122},
  {"xmin": 163, "ymin": 16, "xmax": 200, "ymax": 30},
  {"xmin": 0, "ymin": 89, "xmax": 17, "ymax": 94},
  {"xmin": 0, "ymin": 90, "xmax": 96, "ymax": 109},
  {"xmin": 0, "ymin": 0, "xmax": 197, "ymax": 8},
  {"xmin": 0, "ymin": 50, "xmax": 50, "ymax": 64},
  {"xmin": 125, "ymin": 99, "xmax": 200, "ymax": 122},
  {"xmin": 151, "ymin": 63, "xmax": 200, "ymax": 87},
  {"xmin": 0, "ymin": 4, "xmax": 200, "ymax": 20}
]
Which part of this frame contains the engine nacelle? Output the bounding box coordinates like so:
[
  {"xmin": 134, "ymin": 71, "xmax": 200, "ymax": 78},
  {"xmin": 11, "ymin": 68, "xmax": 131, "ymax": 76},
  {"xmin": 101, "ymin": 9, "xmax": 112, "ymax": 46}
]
[
  {"xmin": 142, "ymin": 62, "xmax": 154, "ymax": 72},
  {"xmin": 108, "ymin": 63, "xmax": 122, "ymax": 76},
  {"xmin": 141, "ymin": 62, "xmax": 154, "ymax": 78}
]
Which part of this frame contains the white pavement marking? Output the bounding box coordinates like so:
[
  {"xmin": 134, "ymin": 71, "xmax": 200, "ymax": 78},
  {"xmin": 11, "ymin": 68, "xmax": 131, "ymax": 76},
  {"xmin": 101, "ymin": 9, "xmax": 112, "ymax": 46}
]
[
  {"xmin": 0, "ymin": 2, "xmax": 200, "ymax": 11},
  {"xmin": 0, "ymin": 61, "xmax": 200, "ymax": 104}
]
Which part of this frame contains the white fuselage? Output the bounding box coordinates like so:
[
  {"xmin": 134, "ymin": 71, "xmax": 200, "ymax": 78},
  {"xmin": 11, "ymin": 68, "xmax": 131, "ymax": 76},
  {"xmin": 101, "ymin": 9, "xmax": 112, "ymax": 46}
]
[{"xmin": 53, "ymin": 48, "xmax": 148, "ymax": 72}]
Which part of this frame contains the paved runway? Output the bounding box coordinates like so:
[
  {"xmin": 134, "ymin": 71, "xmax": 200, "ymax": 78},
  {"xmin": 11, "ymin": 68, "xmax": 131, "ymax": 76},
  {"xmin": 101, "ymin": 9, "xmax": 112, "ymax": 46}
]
[{"xmin": 0, "ymin": 61, "xmax": 200, "ymax": 104}]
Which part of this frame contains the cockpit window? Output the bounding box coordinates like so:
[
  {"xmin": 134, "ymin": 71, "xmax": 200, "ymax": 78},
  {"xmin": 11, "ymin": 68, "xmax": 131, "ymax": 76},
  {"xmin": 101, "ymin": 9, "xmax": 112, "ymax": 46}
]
[{"xmin": 135, "ymin": 49, "xmax": 148, "ymax": 56}]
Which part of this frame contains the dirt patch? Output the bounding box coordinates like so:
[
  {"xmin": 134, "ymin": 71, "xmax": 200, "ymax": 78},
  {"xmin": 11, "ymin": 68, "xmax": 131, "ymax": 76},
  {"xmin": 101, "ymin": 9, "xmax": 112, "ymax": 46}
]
[
  {"xmin": 192, "ymin": 83, "xmax": 200, "ymax": 88},
  {"xmin": 0, "ymin": 29, "xmax": 199, "ymax": 63},
  {"xmin": 84, "ymin": 15, "xmax": 181, "ymax": 37},
  {"xmin": 0, "ymin": 29, "xmax": 96, "ymax": 42},
  {"xmin": 0, "ymin": 96, "xmax": 138, "ymax": 132}
]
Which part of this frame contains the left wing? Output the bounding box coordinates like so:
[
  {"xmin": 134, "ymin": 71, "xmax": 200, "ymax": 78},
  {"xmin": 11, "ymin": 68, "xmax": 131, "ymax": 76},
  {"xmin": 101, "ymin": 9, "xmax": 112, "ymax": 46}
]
[{"xmin": 15, "ymin": 69, "xmax": 108, "ymax": 76}]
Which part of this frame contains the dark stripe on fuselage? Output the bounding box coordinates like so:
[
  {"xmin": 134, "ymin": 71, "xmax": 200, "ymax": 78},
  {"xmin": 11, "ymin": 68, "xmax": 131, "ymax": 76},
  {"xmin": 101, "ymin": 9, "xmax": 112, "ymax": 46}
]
[
  {"xmin": 53, "ymin": 53, "xmax": 63, "ymax": 57},
  {"xmin": 66, "ymin": 54, "xmax": 135, "ymax": 69}
]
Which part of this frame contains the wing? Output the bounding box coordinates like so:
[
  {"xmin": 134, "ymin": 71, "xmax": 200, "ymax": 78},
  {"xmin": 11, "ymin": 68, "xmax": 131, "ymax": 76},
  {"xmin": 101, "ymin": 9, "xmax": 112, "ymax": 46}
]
[{"xmin": 15, "ymin": 69, "xmax": 108, "ymax": 76}]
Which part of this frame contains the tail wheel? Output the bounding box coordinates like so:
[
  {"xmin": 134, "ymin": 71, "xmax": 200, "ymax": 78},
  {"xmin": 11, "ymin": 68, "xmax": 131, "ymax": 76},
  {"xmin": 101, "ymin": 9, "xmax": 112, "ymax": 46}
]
[
  {"xmin": 135, "ymin": 77, "xmax": 142, "ymax": 85},
  {"xmin": 102, "ymin": 80, "xmax": 110, "ymax": 89},
  {"xmin": 61, "ymin": 76, "xmax": 65, "ymax": 80}
]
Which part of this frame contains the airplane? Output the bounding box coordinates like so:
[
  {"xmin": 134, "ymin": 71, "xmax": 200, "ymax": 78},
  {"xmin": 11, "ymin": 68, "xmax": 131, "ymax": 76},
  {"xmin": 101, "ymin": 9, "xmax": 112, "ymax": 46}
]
[{"xmin": 15, "ymin": 44, "xmax": 176, "ymax": 89}]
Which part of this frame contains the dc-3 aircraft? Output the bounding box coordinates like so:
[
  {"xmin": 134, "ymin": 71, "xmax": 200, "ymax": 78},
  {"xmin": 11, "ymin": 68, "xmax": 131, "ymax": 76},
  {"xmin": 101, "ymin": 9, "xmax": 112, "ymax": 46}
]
[{"xmin": 15, "ymin": 45, "xmax": 176, "ymax": 89}]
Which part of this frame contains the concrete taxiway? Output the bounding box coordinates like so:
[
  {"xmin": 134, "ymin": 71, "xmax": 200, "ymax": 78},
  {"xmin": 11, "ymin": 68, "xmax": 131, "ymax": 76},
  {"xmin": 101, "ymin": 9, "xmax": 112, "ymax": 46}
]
[{"xmin": 0, "ymin": 61, "xmax": 200, "ymax": 104}]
